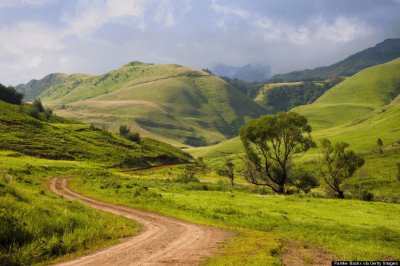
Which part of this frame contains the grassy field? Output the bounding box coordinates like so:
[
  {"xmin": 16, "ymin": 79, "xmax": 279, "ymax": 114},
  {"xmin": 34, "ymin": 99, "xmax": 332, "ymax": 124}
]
[
  {"xmin": 293, "ymin": 58, "xmax": 400, "ymax": 130},
  {"xmin": 68, "ymin": 166, "xmax": 400, "ymax": 263},
  {"xmin": 0, "ymin": 151, "xmax": 140, "ymax": 265},
  {"xmin": 18, "ymin": 62, "xmax": 266, "ymax": 145}
]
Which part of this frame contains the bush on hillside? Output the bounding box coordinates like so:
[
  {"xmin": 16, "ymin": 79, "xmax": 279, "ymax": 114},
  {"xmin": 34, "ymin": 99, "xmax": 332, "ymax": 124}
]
[
  {"xmin": 289, "ymin": 168, "xmax": 319, "ymax": 193},
  {"xmin": 119, "ymin": 124, "xmax": 141, "ymax": 143},
  {"xmin": 0, "ymin": 84, "xmax": 23, "ymax": 105},
  {"xmin": 32, "ymin": 98, "xmax": 45, "ymax": 112}
]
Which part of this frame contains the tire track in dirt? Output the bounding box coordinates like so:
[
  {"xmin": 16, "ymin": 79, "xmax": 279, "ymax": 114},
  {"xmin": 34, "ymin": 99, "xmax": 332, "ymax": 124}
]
[{"xmin": 49, "ymin": 177, "xmax": 227, "ymax": 266}]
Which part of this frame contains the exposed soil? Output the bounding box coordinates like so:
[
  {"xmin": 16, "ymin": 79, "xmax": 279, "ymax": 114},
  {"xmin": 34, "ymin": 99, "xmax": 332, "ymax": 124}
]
[
  {"xmin": 281, "ymin": 240, "xmax": 333, "ymax": 266},
  {"xmin": 49, "ymin": 177, "xmax": 227, "ymax": 266}
]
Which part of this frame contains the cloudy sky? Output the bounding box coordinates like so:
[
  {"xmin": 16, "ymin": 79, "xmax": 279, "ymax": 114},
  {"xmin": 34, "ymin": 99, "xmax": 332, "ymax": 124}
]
[{"xmin": 1, "ymin": 0, "xmax": 400, "ymax": 85}]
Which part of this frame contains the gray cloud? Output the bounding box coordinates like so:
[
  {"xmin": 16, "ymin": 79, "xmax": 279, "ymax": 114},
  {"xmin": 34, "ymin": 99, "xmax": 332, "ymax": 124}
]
[{"xmin": 0, "ymin": 0, "xmax": 399, "ymax": 85}]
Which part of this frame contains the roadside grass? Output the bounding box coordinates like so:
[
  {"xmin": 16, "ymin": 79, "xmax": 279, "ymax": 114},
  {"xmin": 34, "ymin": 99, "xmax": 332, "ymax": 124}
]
[
  {"xmin": 69, "ymin": 168, "xmax": 400, "ymax": 262},
  {"xmin": 0, "ymin": 152, "xmax": 140, "ymax": 266}
]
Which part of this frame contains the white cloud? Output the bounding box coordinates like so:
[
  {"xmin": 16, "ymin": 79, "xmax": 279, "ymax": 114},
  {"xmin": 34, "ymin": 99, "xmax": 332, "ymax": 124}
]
[{"xmin": 63, "ymin": 0, "xmax": 150, "ymax": 37}]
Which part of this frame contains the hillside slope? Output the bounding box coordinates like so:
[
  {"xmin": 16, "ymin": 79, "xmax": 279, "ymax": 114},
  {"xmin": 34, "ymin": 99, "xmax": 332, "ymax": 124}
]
[
  {"xmin": 16, "ymin": 73, "xmax": 70, "ymax": 101},
  {"xmin": 271, "ymin": 38, "xmax": 400, "ymax": 82},
  {"xmin": 18, "ymin": 62, "xmax": 266, "ymax": 146},
  {"xmin": 0, "ymin": 100, "xmax": 191, "ymax": 167},
  {"xmin": 293, "ymin": 57, "xmax": 400, "ymax": 130}
]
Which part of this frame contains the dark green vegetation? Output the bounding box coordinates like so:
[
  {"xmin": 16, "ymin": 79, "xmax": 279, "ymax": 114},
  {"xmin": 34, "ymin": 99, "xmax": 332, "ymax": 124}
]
[
  {"xmin": 0, "ymin": 100, "xmax": 190, "ymax": 166},
  {"xmin": 256, "ymin": 79, "xmax": 342, "ymax": 113},
  {"xmin": 271, "ymin": 38, "xmax": 400, "ymax": 82},
  {"xmin": 240, "ymin": 112, "xmax": 315, "ymax": 194},
  {"xmin": 70, "ymin": 166, "xmax": 400, "ymax": 262},
  {"xmin": 16, "ymin": 62, "xmax": 266, "ymax": 145},
  {"xmin": 0, "ymin": 84, "xmax": 23, "ymax": 105}
]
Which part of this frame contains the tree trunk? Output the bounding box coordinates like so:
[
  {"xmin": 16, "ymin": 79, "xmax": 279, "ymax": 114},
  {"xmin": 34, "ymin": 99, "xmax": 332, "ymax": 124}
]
[{"xmin": 337, "ymin": 190, "xmax": 345, "ymax": 199}]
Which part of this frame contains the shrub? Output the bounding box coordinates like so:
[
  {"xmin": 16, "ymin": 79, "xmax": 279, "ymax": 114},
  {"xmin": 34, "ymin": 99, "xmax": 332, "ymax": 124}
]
[
  {"xmin": 0, "ymin": 84, "xmax": 23, "ymax": 105},
  {"xmin": 127, "ymin": 132, "xmax": 141, "ymax": 144},
  {"xmin": 361, "ymin": 191, "xmax": 374, "ymax": 201},
  {"xmin": 174, "ymin": 167, "xmax": 199, "ymax": 183},
  {"xmin": 32, "ymin": 98, "xmax": 45, "ymax": 112},
  {"xmin": 28, "ymin": 105, "xmax": 41, "ymax": 119},
  {"xmin": 289, "ymin": 168, "xmax": 319, "ymax": 193},
  {"xmin": 44, "ymin": 108, "xmax": 53, "ymax": 120},
  {"xmin": 119, "ymin": 124, "xmax": 130, "ymax": 137}
]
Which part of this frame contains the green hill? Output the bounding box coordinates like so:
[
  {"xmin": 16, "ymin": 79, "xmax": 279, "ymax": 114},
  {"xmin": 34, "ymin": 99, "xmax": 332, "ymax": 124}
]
[
  {"xmin": 271, "ymin": 38, "xmax": 400, "ymax": 82},
  {"xmin": 0, "ymin": 100, "xmax": 191, "ymax": 167},
  {"xmin": 293, "ymin": 57, "xmax": 400, "ymax": 130},
  {"xmin": 16, "ymin": 73, "xmax": 69, "ymax": 102},
  {"xmin": 17, "ymin": 62, "xmax": 266, "ymax": 146}
]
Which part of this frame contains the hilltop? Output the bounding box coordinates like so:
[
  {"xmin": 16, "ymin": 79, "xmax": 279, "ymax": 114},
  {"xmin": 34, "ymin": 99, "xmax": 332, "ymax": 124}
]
[
  {"xmin": 17, "ymin": 62, "xmax": 266, "ymax": 146},
  {"xmin": 270, "ymin": 38, "xmax": 400, "ymax": 82}
]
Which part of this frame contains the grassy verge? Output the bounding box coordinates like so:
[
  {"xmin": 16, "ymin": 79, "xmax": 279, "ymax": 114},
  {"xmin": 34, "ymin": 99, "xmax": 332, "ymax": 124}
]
[
  {"xmin": 69, "ymin": 166, "xmax": 400, "ymax": 263},
  {"xmin": 0, "ymin": 151, "xmax": 140, "ymax": 266}
]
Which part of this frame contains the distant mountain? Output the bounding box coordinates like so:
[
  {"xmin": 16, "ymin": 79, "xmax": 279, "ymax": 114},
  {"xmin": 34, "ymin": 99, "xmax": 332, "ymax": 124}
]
[
  {"xmin": 16, "ymin": 73, "xmax": 68, "ymax": 101},
  {"xmin": 211, "ymin": 63, "xmax": 271, "ymax": 82},
  {"xmin": 17, "ymin": 62, "xmax": 266, "ymax": 146},
  {"xmin": 270, "ymin": 38, "xmax": 400, "ymax": 82}
]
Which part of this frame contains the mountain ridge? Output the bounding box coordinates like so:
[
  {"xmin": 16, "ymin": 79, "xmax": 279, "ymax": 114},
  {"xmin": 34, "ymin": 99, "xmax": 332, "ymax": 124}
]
[{"xmin": 270, "ymin": 38, "xmax": 400, "ymax": 82}]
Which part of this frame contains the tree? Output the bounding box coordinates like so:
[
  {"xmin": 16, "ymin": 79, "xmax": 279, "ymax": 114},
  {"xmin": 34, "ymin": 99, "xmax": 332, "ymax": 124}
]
[
  {"xmin": 289, "ymin": 167, "xmax": 319, "ymax": 193},
  {"xmin": 377, "ymin": 138, "xmax": 384, "ymax": 154},
  {"xmin": 217, "ymin": 159, "xmax": 235, "ymax": 186},
  {"xmin": 319, "ymin": 138, "xmax": 364, "ymax": 199},
  {"xmin": 32, "ymin": 98, "xmax": 44, "ymax": 112},
  {"xmin": 0, "ymin": 84, "xmax": 23, "ymax": 105},
  {"xmin": 240, "ymin": 112, "xmax": 315, "ymax": 194},
  {"xmin": 119, "ymin": 124, "xmax": 130, "ymax": 137}
]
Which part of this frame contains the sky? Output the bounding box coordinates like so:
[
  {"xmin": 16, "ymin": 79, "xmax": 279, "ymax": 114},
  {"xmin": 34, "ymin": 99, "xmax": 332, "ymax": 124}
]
[{"xmin": 1, "ymin": 0, "xmax": 400, "ymax": 85}]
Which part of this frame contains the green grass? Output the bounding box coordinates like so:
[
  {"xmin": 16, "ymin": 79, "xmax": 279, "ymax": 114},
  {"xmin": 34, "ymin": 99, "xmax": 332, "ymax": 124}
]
[
  {"xmin": 0, "ymin": 100, "xmax": 191, "ymax": 167},
  {"xmin": 0, "ymin": 152, "xmax": 140, "ymax": 266},
  {"xmin": 69, "ymin": 167, "xmax": 400, "ymax": 262},
  {"xmin": 293, "ymin": 58, "xmax": 400, "ymax": 130},
  {"xmin": 19, "ymin": 62, "xmax": 266, "ymax": 145}
]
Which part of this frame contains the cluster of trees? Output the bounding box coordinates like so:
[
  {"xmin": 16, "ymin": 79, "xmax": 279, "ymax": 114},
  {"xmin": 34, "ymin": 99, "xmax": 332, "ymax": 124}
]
[
  {"xmin": 221, "ymin": 77, "xmax": 264, "ymax": 98},
  {"xmin": 238, "ymin": 112, "xmax": 364, "ymax": 199},
  {"xmin": 119, "ymin": 125, "xmax": 141, "ymax": 144},
  {"xmin": 0, "ymin": 84, "xmax": 23, "ymax": 105},
  {"xmin": 261, "ymin": 80, "xmax": 345, "ymax": 113}
]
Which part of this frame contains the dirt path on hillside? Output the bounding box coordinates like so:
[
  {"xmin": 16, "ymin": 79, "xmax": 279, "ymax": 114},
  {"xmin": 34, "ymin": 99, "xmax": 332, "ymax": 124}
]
[{"xmin": 49, "ymin": 177, "xmax": 227, "ymax": 266}]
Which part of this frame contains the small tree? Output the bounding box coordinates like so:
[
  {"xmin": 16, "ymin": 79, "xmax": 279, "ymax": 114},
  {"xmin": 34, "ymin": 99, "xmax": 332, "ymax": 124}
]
[
  {"xmin": 377, "ymin": 138, "xmax": 384, "ymax": 154},
  {"xmin": 289, "ymin": 168, "xmax": 319, "ymax": 193},
  {"xmin": 240, "ymin": 112, "xmax": 315, "ymax": 194},
  {"xmin": 32, "ymin": 98, "xmax": 44, "ymax": 112},
  {"xmin": 127, "ymin": 132, "xmax": 141, "ymax": 144},
  {"xmin": 44, "ymin": 108, "xmax": 53, "ymax": 120},
  {"xmin": 319, "ymin": 138, "xmax": 364, "ymax": 199},
  {"xmin": 217, "ymin": 159, "xmax": 235, "ymax": 186},
  {"xmin": 119, "ymin": 124, "xmax": 130, "ymax": 137}
]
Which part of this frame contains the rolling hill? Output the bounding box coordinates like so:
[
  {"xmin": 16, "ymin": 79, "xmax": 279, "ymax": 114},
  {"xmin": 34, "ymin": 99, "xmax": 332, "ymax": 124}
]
[
  {"xmin": 293, "ymin": 57, "xmax": 400, "ymax": 130},
  {"xmin": 189, "ymin": 58, "xmax": 400, "ymax": 201},
  {"xmin": 0, "ymin": 99, "xmax": 191, "ymax": 167},
  {"xmin": 270, "ymin": 38, "xmax": 400, "ymax": 82},
  {"xmin": 17, "ymin": 62, "xmax": 267, "ymax": 146}
]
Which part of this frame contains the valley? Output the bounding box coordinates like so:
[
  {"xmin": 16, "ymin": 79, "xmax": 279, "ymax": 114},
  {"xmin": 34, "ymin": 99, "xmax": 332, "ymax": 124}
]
[{"xmin": 2, "ymin": 35, "xmax": 400, "ymax": 266}]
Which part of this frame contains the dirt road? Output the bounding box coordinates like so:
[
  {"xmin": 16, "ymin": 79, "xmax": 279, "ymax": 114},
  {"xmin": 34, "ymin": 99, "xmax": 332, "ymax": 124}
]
[{"xmin": 49, "ymin": 177, "xmax": 227, "ymax": 266}]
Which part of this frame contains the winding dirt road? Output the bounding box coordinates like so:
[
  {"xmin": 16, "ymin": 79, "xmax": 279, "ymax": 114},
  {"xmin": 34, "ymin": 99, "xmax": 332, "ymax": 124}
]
[{"xmin": 49, "ymin": 177, "xmax": 227, "ymax": 266}]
